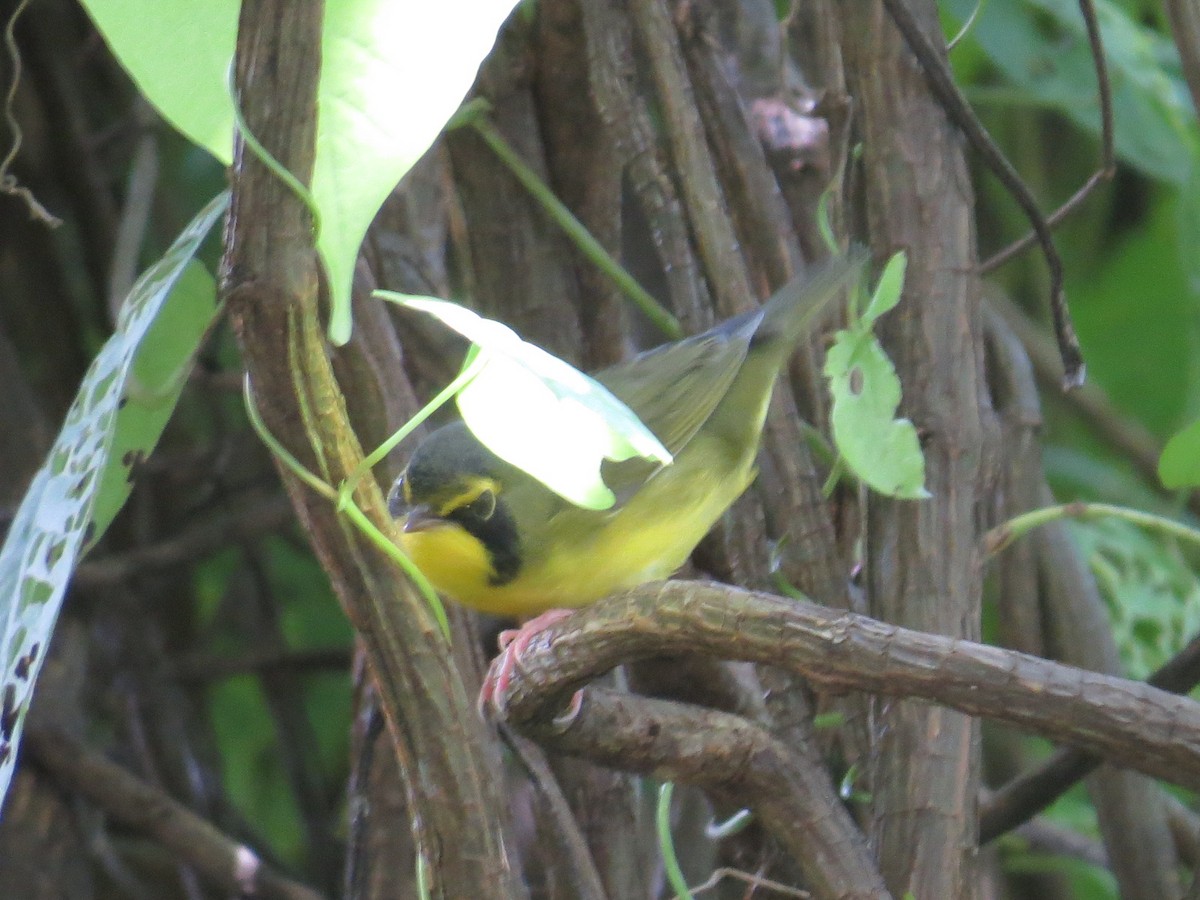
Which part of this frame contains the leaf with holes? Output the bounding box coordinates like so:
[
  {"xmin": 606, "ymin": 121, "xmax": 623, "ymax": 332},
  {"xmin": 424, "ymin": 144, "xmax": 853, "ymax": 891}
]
[
  {"xmin": 824, "ymin": 253, "xmax": 928, "ymax": 500},
  {"xmin": 86, "ymin": 261, "xmax": 217, "ymax": 550},
  {"xmin": 382, "ymin": 294, "xmax": 672, "ymax": 509},
  {"xmin": 0, "ymin": 192, "xmax": 227, "ymax": 815}
]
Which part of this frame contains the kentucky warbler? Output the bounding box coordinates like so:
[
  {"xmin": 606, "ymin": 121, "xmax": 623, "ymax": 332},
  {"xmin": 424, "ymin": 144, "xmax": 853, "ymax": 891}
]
[{"xmin": 388, "ymin": 251, "xmax": 864, "ymax": 618}]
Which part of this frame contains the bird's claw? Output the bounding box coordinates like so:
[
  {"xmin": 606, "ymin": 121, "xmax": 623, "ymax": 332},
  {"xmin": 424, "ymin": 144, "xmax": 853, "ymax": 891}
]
[{"xmin": 478, "ymin": 609, "xmax": 576, "ymax": 716}]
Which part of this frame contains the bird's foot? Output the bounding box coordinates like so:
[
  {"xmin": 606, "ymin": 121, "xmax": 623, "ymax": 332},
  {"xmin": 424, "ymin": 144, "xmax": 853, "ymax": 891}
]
[{"xmin": 480, "ymin": 608, "xmax": 576, "ymax": 716}]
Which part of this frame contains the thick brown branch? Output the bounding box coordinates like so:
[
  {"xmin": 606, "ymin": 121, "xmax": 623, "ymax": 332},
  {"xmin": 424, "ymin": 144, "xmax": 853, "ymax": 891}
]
[
  {"xmin": 494, "ymin": 582, "xmax": 1200, "ymax": 791},
  {"xmin": 980, "ymin": 632, "xmax": 1200, "ymax": 843},
  {"xmin": 218, "ymin": 3, "xmax": 521, "ymax": 896},
  {"xmin": 520, "ymin": 687, "xmax": 890, "ymax": 900}
]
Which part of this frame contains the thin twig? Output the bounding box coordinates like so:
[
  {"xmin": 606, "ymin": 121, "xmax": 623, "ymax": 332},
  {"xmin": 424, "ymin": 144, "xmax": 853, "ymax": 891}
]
[
  {"xmin": 519, "ymin": 687, "xmax": 889, "ymax": 900},
  {"xmin": 1165, "ymin": 0, "xmax": 1200, "ymax": 116},
  {"xmin": 497, "ymin": 724, "xmax": 607, "ymax": 900},
  {"xmin": 25, "ymin": 725, "xmax": 326, "ymax": 900},
  {"xmin": 987, "ymin": 290, "xmax": 1168, "ymax": 493},
  {"xmin": 980, "ymin": 0, "xmax": 1116, "ymax": 273},
  {"xmin": 880, "ymin": 0, "xmax": 1085, "ymax": 387},
  {"xmin": 75, "ymin": 492, "xmax": 294, "ymax": 588},
  {"xmin": 107, "ymin": 100, "xmax": 160, "ymax": 318},
  {"xmin": 169, "ymin": 647, "xmax": 351, "ymax": 682},
  {"xmin": 682, "ymin": 866, "xmax": 811, "ymax": 899},
  {"xmin": 0, "ymin": 0, "xmax": 61, "ymax": 225}
]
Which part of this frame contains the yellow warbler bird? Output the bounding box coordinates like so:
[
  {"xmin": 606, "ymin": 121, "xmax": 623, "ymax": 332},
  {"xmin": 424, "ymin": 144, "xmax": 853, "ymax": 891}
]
[{"xmin": 388, "ymin": 252, "xmax": 863, "ymax": 623}]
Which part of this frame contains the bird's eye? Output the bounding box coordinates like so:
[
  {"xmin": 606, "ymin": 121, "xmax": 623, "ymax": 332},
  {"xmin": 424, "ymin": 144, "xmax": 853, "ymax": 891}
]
[{"xmin": 464, "ymin": 488, "xmax": 496, "ymax": 521}]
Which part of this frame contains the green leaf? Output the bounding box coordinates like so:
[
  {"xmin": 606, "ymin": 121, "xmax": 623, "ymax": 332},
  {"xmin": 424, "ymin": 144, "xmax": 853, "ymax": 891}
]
[
  {"xmin": 826, "ymin": 331, "xmax": 930, "ymax": 499},
  {"xmin": 824, "ymin": 259, "xmax": 928, "ymax": 500},
  {"xmin": 383, "ymin": 294, "xmax": 672, "ymax": 509},
  {"xmin": 825, "ymin": 256, "xmax": 926, "ymax": 504},
  {"xmin": 1070, "ymin": 518, "xmax": 1200, "ymax": 679},
  {"xmin": 87, "ymin": 261, "xmax": 217, "ymax": 550},
  {"xmin": 863, "ymin": 251, "xmax": 907, "ymax": 323},
  {"xmin": 1159, "ymin": 418, "xmax": 1200, "ymax": 489},
  {"xmin": 317, "ymin": 1, "xmax": 520, "ymax": 345},
  {"xmin": 1178, "ymin": 162, "xmax": 1200, "ymax": 296},
  {"xmin": 1065, "ymin": 187, "xmax": 1200, "ymax": 438},
  {"xmin": 945, "ymin": 0, "xmax": 1200, "ymax": 185},
  {"xmin": 77, "ymin": 0, "xmax": 238, "ymax": 164},
  {"xmin": 79, "ymin": 0, "xmax": 520, "ymax": 348},
  {"xmin": 0, "ymin": 192, "xmax": 228, "ymax": 815}
]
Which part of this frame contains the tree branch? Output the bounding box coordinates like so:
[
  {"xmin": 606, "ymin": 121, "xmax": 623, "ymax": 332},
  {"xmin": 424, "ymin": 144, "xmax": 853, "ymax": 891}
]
[
  {"xmin": 520, "ymin": 686, "xmax": 890, "ymax": 900},
  {"xmin": 25, "ymin": 725, "xmax": 324, "ymax": 900},
  {"xmin": 218, "ymin": 3, "xmax": 521, "ymax": 896},
  {"xmin": 75, "ymin": 492, "xmax": 293, "ymax": 588},
  {"xmin": 493, "ymin": 581, "xmax": 1200, "ymax": 792}
]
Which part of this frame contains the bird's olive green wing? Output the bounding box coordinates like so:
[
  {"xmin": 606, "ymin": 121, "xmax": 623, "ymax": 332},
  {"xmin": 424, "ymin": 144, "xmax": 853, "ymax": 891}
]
[
  {"xmin": 592, "ymin": 313, "xmax": 761, "ymax": 505},
  {"xmin": 596, "ymin": 314, "xmax": 760, "ymax": 455}
]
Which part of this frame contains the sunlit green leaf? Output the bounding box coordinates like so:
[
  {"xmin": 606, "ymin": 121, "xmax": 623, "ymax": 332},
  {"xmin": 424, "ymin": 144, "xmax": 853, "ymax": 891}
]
[
  {"xmin": 77, "ymin": 0, "xmax": 238, "ymax": 164},
  {"xmin": 78, "ymin": 0, "xmax": 519, "ymax": 349},
  {"xmin": 0, "ymin": 192, "xmax": 228, "ymax": 815},
  {"xmin": 317, "ymin": 1, "xmax": 520, "ymax": 345},
  {"xmin": 382, "ymin": 294, "xmax": 672, "ymax": 509}
]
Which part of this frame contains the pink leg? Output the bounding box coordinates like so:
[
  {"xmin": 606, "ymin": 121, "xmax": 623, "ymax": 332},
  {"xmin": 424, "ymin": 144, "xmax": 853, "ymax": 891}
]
[{"xmin": 480, "ymin": 608, "xmax": 575, "ymax": 714}]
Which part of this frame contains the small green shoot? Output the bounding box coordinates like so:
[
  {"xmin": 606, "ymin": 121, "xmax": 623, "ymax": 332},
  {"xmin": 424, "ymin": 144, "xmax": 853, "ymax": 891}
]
[
  {"xmin": 839, "ymin": 764, "xmax": 872, "ymax": 804},
  {"xmin": 452, "ymin": 100, "xmax": 682, "ymax": 341},
  {"xmin": 243, "ymin": 377, "xmax": 450, "ymax": 640},
  {"xmin": 984, "ymin": 501, "xmax": 1200, "ymax": 557},
  {"xmin": 812, "ymin": 711, "xmax": 846, "ymax": 731},
  {"xmin": 705, "ymin": 808, "xmax": 753, "ymax": 840},
  {"xmin": 657, "ymin": 782, "xmax": 693, "ymax": 900}
]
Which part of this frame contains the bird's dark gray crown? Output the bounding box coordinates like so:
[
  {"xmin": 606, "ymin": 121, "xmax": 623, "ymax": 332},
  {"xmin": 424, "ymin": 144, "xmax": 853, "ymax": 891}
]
[{"xmin": 402, "ymin": 422, "xmax": 501, "ymax": 503}]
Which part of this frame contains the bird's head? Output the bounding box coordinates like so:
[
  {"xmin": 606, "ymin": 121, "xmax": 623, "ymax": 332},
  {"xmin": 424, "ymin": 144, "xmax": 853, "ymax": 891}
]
[{"xmin": 388, "ymin": 423, "xmax": 522, "ymax": 597}]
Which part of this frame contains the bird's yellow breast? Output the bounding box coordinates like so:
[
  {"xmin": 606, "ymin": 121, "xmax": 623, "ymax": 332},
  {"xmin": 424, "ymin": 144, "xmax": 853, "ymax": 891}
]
[{"xmin": 400, "ymin": 434, "xmax": 756, "ymax": 618}]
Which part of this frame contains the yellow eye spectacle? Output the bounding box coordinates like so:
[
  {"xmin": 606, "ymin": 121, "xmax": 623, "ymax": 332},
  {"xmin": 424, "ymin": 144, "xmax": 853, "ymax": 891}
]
[{"xmin": 440, "ymin": 479, "xmax": 500, "ymax": 521}]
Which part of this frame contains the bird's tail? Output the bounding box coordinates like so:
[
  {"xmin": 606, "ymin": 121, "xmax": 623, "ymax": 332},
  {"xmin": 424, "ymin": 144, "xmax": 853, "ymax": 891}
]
[
  {"xmin": 706, "ymin": 248, "xmax": 868, "ymax": 452},
  {"xmin": 753, "ymin": 247, "xmax": 869, "ymax": 357}
]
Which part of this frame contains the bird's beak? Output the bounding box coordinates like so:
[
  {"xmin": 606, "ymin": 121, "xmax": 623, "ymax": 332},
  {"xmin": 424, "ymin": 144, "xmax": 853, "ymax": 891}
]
[{"xmin": 398, "ymin": 503, "xmax": 446, "ymax": 533}]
